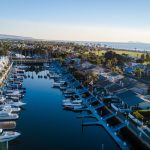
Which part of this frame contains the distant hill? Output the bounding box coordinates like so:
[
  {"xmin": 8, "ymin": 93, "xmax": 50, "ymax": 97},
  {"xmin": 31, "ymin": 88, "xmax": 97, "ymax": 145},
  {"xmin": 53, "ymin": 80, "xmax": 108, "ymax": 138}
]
[{"xmin": 0, "ymin": 34, "xmax": 34, "ymax": 40}]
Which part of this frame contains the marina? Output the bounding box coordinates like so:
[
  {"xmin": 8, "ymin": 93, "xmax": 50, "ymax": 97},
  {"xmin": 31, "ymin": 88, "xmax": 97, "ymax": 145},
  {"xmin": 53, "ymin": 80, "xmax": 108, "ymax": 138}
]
[
  {"xmin": 49, "ymin": 61, "xmax": 128, "ymax": 149},
  {"xmin": 9, "ymin": 66, "xmax": 119, "ymax": 150},
  {"xmin": 0, "ymin": 63, "xmax": 25, "ymax": 145},
  {"xmin": 1, "ymin": 1, "xmax": 150, "ymax": 149},
  {"xmin": 6, "ymin": 65, "xmax": 119, "ymax": 150},
  {"xmin": 0, "ymin": 60, "xmax": 149, "ymax": 149}
]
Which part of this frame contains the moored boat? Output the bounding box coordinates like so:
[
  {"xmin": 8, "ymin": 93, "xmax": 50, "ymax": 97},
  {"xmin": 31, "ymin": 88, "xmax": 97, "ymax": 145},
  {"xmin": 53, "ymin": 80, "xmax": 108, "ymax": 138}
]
[
  {"xmin": 0, "ymin": 112, "xmax": 19, "ymax": 120},
  {"xmin": 0, "ymin": 129, "xmax": 21, "ymax": 142}
]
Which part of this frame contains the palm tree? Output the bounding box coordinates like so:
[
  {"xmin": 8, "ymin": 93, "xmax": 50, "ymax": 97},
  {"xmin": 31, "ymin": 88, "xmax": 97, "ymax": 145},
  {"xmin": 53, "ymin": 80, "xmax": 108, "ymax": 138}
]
[
  {"xmin": 134, "ymin": 68, "xmax": 144, "ymax": 78},
  {"xmin": 107, "ymin": 59, "xmax": 112, "ymax": 68},
  {"xmin": 112, "ymin": 58, "xmax": 118, "ymax": 66}
]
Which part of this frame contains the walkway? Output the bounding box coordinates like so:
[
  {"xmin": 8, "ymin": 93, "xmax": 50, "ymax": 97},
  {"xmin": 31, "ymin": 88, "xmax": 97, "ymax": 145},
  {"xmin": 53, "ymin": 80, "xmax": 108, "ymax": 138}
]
[{"xmin": 52, "ymin": 62, "xmax": 128, "ymax": 150}]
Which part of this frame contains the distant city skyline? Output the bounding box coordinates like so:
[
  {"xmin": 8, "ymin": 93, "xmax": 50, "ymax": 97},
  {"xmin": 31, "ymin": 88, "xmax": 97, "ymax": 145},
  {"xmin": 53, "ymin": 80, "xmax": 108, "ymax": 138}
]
[{"xmin": 0, "ymin": 0, "xmax": 150, "ymax": 43}]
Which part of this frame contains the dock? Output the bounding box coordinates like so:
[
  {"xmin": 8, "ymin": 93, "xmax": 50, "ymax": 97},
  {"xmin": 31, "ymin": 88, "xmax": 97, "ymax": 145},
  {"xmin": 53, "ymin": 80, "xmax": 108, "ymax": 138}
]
[
  {"xmin": 52, "ymin": 63, "xmax": 129, "ymax": 150},
  {"xmin": 12, "ymin": 58, "xmax": 59, "ymax": 64},
  {"xmin": 65, "ymin": 68, "xmax": 150, "ymax": 149}
]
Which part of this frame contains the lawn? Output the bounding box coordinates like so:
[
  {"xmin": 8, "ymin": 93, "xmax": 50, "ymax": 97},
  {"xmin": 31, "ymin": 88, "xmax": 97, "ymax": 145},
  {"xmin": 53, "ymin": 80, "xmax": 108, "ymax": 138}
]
[{"xmin": 93, "ymin": 50, "xmax": 145, "ymax": 58}]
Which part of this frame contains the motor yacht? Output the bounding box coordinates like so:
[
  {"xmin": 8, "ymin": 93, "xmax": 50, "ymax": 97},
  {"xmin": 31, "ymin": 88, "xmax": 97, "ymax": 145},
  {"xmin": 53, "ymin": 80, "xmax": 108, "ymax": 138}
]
[
  {"xmin": 0, "ymin": 112, "xmax": 19, "ymax": 120},
  {"xmin": 0, "ymin": 96, "xmax": 6, "ymax": 103},
  {"xmin": 0, "ymin": 129, "xmax": 21, "ymax": 142},
  {"xmin": 6, "ymin": 101, "xmax": 26, "ymax": 107},
  {"xmin": 1, "ymin": 105, "xmax": 21, "ymax": 112}
]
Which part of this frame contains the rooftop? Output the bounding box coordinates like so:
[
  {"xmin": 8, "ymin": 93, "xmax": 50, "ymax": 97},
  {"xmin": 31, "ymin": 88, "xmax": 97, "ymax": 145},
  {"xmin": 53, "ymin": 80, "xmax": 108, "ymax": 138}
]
[{"xmin": 116, "ymin": 90, "xmax": 144, "ymax": 107}]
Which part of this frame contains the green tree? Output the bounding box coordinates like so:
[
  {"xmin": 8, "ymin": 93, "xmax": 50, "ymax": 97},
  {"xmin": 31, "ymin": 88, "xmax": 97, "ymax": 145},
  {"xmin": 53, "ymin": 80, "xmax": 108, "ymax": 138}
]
[
  {"xmin": 134, "ymin": 68, "xmax": 144, "ymax": 78},
  {"xmin": 141, "ymin": 54, "xmax": 145, "ymax": 61},
  {"xmin": 146, "ymin": 53, "xmax": 150, "ymax": 62}
]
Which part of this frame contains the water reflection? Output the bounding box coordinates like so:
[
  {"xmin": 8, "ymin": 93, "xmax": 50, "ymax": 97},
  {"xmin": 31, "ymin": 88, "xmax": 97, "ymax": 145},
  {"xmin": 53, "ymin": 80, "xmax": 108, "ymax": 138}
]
[
  {"xmin": 24, "ymin": 65, "xmax": 50, "ymax": 79},
  {"xmin": 1, "ymin": 65, "xmax": 119, "ymax": 150},
  {"xmin": 0, "ymin": 142, "xmax": 8, "ymax": 150}
]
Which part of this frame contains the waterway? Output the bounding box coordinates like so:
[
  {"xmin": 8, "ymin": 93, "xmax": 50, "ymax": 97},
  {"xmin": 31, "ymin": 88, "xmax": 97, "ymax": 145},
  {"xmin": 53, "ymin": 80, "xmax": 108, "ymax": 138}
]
[
  {"xmin": 78, "ymin": 41, "xmax": 150, "ymax": 51},
  {"xmin": 1, "ymin": 67, "xmax": 119, "ymax": 150}
]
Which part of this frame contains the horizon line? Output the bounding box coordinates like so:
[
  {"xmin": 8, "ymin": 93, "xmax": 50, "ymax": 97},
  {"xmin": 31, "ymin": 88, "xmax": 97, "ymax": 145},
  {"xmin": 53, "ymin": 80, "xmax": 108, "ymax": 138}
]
[{"xmin": 1, "ymin": 33, "xmax": 150, "ymax": 45}]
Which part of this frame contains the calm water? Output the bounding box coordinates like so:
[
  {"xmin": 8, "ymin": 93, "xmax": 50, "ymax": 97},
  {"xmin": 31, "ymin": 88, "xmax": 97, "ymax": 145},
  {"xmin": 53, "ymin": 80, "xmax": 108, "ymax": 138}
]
[
  {"xmin": 100, "ymin": 42, "xmax": 150, "ymax": 51},
  {"xmin": 78, "ymin": 41, "xmax": 150, "ymax": 51},
  {"xmin": 3, "ymin": 69, "xmax": 119, "ymax": 150}
]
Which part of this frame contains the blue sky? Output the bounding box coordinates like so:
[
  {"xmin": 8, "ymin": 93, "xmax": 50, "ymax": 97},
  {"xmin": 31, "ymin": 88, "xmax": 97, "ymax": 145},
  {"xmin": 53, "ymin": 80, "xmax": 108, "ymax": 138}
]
[{"xmin": 0, "ymin": 0, "xmax": 150, "ymax": 42}]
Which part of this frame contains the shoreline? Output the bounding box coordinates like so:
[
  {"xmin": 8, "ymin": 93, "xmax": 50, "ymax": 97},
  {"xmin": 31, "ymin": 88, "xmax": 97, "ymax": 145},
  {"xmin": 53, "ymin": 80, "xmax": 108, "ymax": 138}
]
[{"xmin": 0, "ymin": 62, "xmax": 13, "ymax": 86}]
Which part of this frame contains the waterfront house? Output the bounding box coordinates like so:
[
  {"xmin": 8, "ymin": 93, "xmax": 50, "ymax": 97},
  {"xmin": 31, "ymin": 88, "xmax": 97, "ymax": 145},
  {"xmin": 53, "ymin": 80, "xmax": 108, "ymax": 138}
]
[
  {"xmin": 112, "ymin": 90, "xmax": 144, "ymax": 113},
  {"xmin": 116, "ymin": 77, "xmax": 137, "ymax": 89},
  {"xmin": 138, "ymin": 101, "xmax": 150, "ymax": 109},
  {"xmin": 95, "ymin": 78, "xmax": 112, "ymax": 89},
  {"xmin": 93, "ymin": 78, "xmax": 112, "ymax": 97},
  {"xmin": 100, "ymin": 72, "xmax": 124, "ymax": 83},
  {"xmin": 130, "ymin": 83, "xmax": 149, "ymax": 95},
  {"xmin": 115, "ymin": 77, "xmax": 149, "ymax": 95},
  {"xmin": 90, "ymin": 66, "xmax": 105, "ymax": 75},
  {"xmin": 124, "ymin": 63, "xmax": 145, "ymax": 74},
  {"xmin": 81, "ymin": 61, "xmax": 93, "ymax": 69},
  {"xmin": 105, "ymin": 83, "xmax": 126, "ymax": 95},
  {"xmin": 107, "ymin": 73, "xmax": 124, "ymax": 82}
]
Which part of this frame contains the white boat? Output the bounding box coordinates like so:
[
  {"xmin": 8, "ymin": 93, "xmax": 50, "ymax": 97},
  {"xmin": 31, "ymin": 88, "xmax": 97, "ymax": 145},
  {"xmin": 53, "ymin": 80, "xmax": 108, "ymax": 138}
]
[
  {"xmin": 6, "ymin": 101, "xmax": 26, "ymax": 107},
  {"xmin": 14, "ymin": 69, "xmax": 25, "ymax": 74},
  {"xmin": 49, "ymin": 74, "xmax": 60, "ymax": 78},
  {"xmin": 63, "ymin": 101, "xmax": 82, "ymax": 107},
  {"xmin": 63, "ymin": 89, "xmax": 75, "ymax": 94},
  {"xmin": 0, "ymin": 97, "xmax": 6, "ymax": 103},
  {"xmin": 60, "ymin": 86, "xmax": 67, "ymax": 90},
  {"xmin": 64, "ymin": 104, "xmax": 83, "ymax": 110},
  {"xmin": 63, "ymin": 99, "xmax": 71, "ymax": 103},
  {"xmin": 0, "ymin": 112, "xmax": 19, "ymax": 120},
  {"xmin": 0, "ymin": 129, "xmax": 21, "ymax": 142},
  {"xmin": 9, "ymin": 80, "xmax": 23, "ymax": 84},
  {"xmin": 58, "ymin": 81, "xmax": 66, "ymax": 84},
  {"xmin": 63, "ymin": 99, "xmax": 82, "ymax": 103},
  {"xmin": 9, "ymin": 77, "xmax": 23, "ymax": 81},
  {"xmin": 52, "ymin": 82, "xmax": 61, "ymax": 88},
  {"xmin": 10, "ymin": 76, "xmax": 24, "ymax": 80},
  {"xmin": 6, "ymin": 90, "xmax": 22, "ymax": 96},
  {"xmin": 6, "ymin": 96, "xmax": 21, "ymax": 101},
  {"xmin": 11, "ymin": 73, "xmax": 24, "ymax": 77},
  {"xmin": 15, "ymin": 65, "xmax": 27, "ymax": 69},
  {"xmin": 1, "ymin": 105, "xmax": 21, "ymax": 112},
  {"xmin": 73, "ymin": 105, "xmax": 84, "ymax": 110},
  {"xmin": 64, "ymin": 93, "xmax": 77, "ymax": 98},
  {"xmin": 5, "ymin": 89, "xmax": 25, "ymax": 94},
  {"xmin": 44, "ymin": 65, "xmax": 49, "ymax": 69}
]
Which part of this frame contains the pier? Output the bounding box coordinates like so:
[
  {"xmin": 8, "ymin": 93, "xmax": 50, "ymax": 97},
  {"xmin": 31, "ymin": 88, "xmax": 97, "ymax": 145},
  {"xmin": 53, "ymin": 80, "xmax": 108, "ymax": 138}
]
[
  {"xmin": 52, "ymin": 62, "xmax": 128, "ymax": 150},
  {"xmin": 12, "ymin": 58, "xmax": 58, "ymax": 64},
  {"xmin": 51, "ymin": 61, "xmax": 150, "ymax": 150}
]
